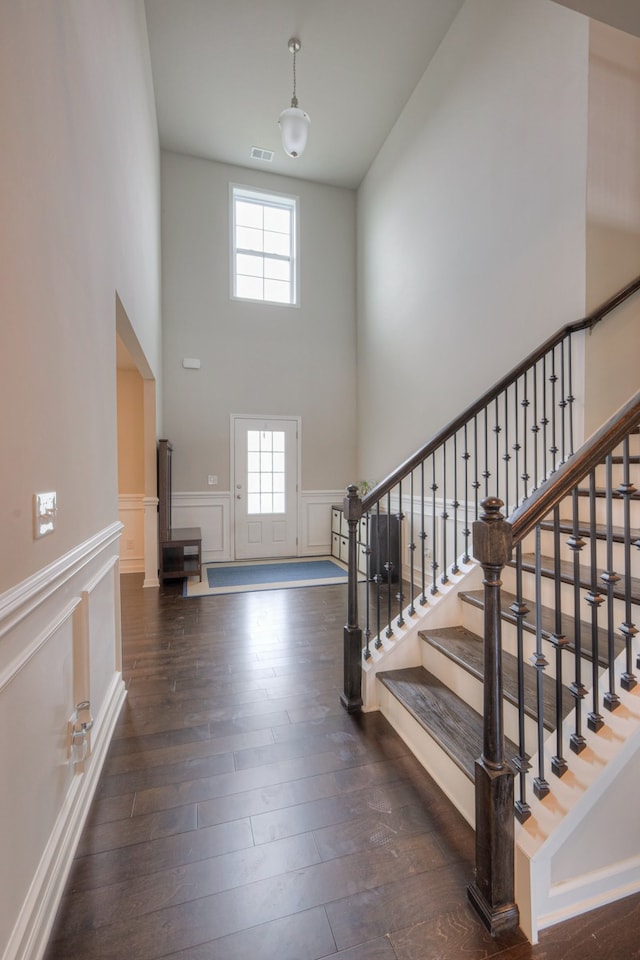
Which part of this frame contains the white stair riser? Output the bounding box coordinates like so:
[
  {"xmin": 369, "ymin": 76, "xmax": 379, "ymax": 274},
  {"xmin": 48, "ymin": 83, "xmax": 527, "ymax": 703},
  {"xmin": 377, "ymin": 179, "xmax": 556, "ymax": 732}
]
[
  {"xmin": 420, "ymin": 640, "xmax": 551, "ymax": 759},
  {"xmin": 459, "ymin": 596, "xmax": 623, "ymax": 691},
  {"xmin": 503, "ymin": 565, "xmax": 640, "ymax": 635},
  {"xmin": 377, "ymin": 681, "xmax": 476, "ymax": 828}
]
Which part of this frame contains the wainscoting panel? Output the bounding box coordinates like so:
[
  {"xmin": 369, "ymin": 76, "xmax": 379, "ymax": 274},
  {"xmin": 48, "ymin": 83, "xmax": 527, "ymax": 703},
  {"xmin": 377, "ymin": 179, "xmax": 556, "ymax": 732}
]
[
  {"xmin": 0, "ymin": 523, "xmax": 126, "ymax": 960},
  {"xmin": 172, "ymin": 492, "xmax": 230, "ymax": 563},
  {"xmin": 300, "ymin": 490, "xmax": 344, "ymax": 557},
  {"xmin": 118, "ymin": 493, "xmax": 145, "ymax": 574},
  {"xmin": 172, "ymin": 490, "xmax": 344, "ymax": 562}
]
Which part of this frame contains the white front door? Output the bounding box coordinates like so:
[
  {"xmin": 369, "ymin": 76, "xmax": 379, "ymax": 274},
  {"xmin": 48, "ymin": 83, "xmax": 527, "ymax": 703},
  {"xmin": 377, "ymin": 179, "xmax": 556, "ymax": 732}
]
[{"xmin": 233, "ymin": 416, "xmax": 299, "ymax": 560}]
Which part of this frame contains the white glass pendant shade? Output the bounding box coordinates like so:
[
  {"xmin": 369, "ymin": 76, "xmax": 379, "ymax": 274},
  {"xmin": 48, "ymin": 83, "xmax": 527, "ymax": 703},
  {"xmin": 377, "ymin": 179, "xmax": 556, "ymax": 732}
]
[{"xmin": 278, "ymin": 106, "xmax": 310, "ymax": 158}]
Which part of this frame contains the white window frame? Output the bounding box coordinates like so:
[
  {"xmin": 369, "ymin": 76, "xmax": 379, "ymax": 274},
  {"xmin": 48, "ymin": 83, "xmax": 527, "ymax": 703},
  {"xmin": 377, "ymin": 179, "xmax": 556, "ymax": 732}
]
[{"xmin": 230, "ymin": 184, "xmax": 299, "ymax": 307}]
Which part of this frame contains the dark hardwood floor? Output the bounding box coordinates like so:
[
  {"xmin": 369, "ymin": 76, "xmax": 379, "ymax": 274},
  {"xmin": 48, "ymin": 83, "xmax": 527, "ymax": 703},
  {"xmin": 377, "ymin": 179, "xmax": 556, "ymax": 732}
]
[{"xmin": 44, "ymin": 573, "xmax": 640, "ymax": 959}]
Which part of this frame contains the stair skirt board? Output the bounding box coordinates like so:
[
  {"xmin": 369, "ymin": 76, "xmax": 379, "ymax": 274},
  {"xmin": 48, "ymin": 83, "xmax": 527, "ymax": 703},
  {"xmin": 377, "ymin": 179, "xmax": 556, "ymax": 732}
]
[
  {"xmin": 360, "ymin": 555, "xmax": 482, "ymax": 711},
  {"xmin": 517, "ymin": 719, "xmax": 640, "ymax": 944},
  {"xmin": 377, "ymin": 679, "xmax": 476, "ymax": 827}
]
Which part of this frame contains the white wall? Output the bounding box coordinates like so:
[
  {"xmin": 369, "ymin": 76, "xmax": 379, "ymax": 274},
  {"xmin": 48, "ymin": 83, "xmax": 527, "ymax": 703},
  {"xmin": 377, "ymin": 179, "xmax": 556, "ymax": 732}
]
[
  {"xmin": 160, "ymin": 152, "xmax": 357, "ymax": 555},
  {"xmin": 356, "ymin": 0, "xmax": 590, "ymax": 482},
  {"xmin": 0, "ymin": 2, "xmax": 161, "ymax": 957},
  {"xmin": 584, "ymin": 19, "xmax": 640, "ymax": 435}
]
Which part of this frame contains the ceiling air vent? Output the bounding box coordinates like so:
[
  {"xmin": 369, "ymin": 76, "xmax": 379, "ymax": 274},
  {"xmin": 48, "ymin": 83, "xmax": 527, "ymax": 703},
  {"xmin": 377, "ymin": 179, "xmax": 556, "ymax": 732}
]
[{"xmin": 250, "ymin": 146, "xmax": 274, "ymax": 162}]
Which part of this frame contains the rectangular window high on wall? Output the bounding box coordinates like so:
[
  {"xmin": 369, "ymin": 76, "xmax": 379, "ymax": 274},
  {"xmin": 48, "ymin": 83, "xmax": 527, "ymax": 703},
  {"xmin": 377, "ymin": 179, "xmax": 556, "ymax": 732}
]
[{"xmin": 231, "ymin": 185, "xmax": 298, "ymax": 305}]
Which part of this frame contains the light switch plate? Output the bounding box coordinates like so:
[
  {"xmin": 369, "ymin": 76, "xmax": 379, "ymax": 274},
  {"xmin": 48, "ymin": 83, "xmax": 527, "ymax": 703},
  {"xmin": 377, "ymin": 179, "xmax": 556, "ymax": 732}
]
[{"xmin": 34, "ymin": 491, "xmax": 56, "ymax": 538}]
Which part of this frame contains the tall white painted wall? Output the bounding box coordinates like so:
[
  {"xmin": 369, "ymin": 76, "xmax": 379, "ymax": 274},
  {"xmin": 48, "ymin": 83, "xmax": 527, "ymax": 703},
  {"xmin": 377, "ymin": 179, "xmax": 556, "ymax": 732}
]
[
  {"xmin": 356, "ymin": 0, "xmax": 590, "ymax": 482},
  {"xmin": 0, "ymin": 2, "xmax": 161, "ymax": 957},
  {"xmin": 160, "ymin": 152, "xmax": 357, "ymax": 557},
  {"xmin": 584, "ymin": 20, "xmax": 640, "ymax": 435}
]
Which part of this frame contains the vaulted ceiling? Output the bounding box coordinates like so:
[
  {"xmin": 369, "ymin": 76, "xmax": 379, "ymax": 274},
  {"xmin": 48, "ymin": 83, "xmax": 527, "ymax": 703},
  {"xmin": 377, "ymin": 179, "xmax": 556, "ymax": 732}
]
[{"xmin": 144, "ymin": 0, "xmax": 640, "ymax": 191}]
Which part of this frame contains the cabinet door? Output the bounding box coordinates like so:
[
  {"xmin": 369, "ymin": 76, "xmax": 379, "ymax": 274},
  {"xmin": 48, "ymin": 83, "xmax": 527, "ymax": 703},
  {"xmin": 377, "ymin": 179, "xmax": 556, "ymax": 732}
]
[{"xmin": 331, "ymin": 507, "xmax": 342, "ymax": 535}]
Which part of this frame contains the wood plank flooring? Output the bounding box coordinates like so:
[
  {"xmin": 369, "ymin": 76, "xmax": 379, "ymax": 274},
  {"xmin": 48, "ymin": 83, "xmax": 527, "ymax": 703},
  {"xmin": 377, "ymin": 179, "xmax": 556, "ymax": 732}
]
[{"xmin": 44, "ymin": 573, "xmax": 640, "ymax": 959}]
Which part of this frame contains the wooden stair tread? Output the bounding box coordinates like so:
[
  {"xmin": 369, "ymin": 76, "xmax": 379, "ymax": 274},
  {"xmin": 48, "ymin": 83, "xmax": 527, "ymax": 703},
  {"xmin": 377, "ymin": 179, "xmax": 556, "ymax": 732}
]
[
  {"xmin": 377, "ymin": 665, "xmax": 519, "ymax": 781},
  {"xmin": 459, "ymin": 589, "xmax": 625, "ymax": 665},
  {"xmin": 539, "ymin": 518, "xmax": 640, "ymax": 543},
  {"xmin": 419, "ymin": 625, "xmax": 573, "ymax": 731},
  {"xmin": 514, "ymin": 554, "xmax": 640, "ymax": 604}
]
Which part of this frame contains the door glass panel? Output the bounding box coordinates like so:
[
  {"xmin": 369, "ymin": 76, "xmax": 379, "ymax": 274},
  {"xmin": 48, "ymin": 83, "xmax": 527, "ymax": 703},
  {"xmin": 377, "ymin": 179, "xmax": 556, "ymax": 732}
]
[{"xmin": 246, "ymin": 430, "xmax": 286, "ymax": 514}]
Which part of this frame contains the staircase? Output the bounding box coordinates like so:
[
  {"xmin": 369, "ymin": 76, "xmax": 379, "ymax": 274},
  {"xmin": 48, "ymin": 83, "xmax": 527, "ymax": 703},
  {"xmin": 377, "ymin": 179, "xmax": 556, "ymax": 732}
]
[{"xmin": 340, "ymin": 277, "xmax": 640, "ymax": 944}]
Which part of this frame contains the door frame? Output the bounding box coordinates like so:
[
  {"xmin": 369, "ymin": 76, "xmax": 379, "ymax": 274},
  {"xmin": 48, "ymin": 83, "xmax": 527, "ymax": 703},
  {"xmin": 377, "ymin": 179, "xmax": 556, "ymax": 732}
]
[{"xmin": 230, "ymin": 413, "xmax": 302, "ymax": 560}]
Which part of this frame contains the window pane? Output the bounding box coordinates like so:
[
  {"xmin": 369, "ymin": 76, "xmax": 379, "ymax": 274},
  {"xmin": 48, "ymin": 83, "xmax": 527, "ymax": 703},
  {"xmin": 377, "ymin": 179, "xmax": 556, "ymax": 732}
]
[
  {"xmin": 264, "ymin": 206, "xmax": 290, "ymax": 233},
  {"xmin": 263, "ymin": 231, "xmax": 290, "ymax": 257},
  {"xmin": 247, "ymin": 431, "xmax": 261, "ymax": 451},
  {"xmin": 247, "ymin": 452, "xmax": 260, "ymax": 472},
  {"xmin": 237, "ymin": 253, "xmax": 264, "ymax": 278},
  {"xmin": 273, "ymin": 474, "xmax": 285, "ymax": 493},
  {"xmin": 264, "ymin": 258, "xmax": 290, "ymax": 282},
  {"xmin": 260, "ymin": 432, "xmax": 272, "ymax": 451},
  {"xmin": 261, "ymin": 474, "xmax": 273, "ymax": 493},
  {"xmin": 236, "ymin": 275, "xmax": 263, "ymax": 300},
  {"xmin": 247, "ymin": 493, "xmax": 261, "ymax": 514},
  {"xmin": 272, "ymin": 493, "xmax": 285, "ymax": 513},
  {"xmin": 261, "ymin": 452, "xmax": 273, "ymax": 472},
  {"xmin": 272, "ymin": 432, "xmax": 285, "ymax": 451},
  {"xmin": 247, "ymin": 473, "xmax": 260, "ymax": 493},
  {"xmin": 236, "ymin": 201, "xmax": 263, "ymax": 228},
  {"xmin": 236, "ymin": 226, "xmax": 264, "ymax": 253},
  {"xmin": 261, "ymin": 493, "xmax": 273, "ymax": 513},
  {"xmin": 264, "ymin": 279, "xmax": 291, "ymax": 303},
  {"xmin": 273, "ymin": 452, "xmax": 285, "ymax": 472}
]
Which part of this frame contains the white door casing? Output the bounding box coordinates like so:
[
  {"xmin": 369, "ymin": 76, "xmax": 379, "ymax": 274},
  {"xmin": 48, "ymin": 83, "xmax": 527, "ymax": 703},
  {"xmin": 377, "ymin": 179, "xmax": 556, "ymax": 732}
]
[{"xmin": 232, "ymin": 415, "xmax": 300, "ymax": 559}]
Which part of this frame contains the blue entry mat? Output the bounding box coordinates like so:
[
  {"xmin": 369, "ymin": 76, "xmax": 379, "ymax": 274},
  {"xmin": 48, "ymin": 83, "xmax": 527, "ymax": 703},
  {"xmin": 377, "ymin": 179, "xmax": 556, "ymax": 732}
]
[{"xmin": 183, "ymin": 558, "xmax": 348, "ymax": 597}]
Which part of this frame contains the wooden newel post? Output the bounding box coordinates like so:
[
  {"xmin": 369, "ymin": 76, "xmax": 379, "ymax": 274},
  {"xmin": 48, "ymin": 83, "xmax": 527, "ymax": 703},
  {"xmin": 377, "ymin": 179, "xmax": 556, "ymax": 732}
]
[
  {"xmin": 467, "ymin": 497, "xmax": 520, "ymax": 935},
  {"xmin": 341, "ymin": 484, "xmax": 363, "ymax": 714}
]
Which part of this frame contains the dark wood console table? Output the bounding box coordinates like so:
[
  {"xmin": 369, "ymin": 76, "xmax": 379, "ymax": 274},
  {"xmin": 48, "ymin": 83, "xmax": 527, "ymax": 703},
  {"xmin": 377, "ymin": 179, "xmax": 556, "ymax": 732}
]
[
  {"xmin": 159, "ymin": 527, "xmax": 202, "ymax": 582},
  {"xmin": 157, "ymin": 440, "xmax": 202, "ymax": 583}
]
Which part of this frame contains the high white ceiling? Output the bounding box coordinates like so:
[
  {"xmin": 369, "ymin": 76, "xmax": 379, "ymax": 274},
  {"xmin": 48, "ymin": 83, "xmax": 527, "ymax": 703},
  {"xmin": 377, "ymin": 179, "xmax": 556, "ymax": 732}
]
[
  {"xmin": 144, "ymin": 0, "xmax": 640, "ymax": 191},
  {"xmin": 144, "ymin": 0, "xmax": 466, "ymax": 189}
]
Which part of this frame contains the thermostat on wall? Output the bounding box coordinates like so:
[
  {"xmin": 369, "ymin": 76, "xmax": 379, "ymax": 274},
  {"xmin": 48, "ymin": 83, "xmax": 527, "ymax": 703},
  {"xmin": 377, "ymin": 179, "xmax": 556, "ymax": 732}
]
[{"xmin": 182, "ymin": 358, "xmax": 201, "ymax": 369}]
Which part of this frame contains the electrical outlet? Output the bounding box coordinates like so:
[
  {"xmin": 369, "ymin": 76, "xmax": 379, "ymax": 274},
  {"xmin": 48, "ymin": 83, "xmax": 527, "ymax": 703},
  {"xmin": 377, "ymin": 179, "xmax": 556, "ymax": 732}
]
[{"xmin": 208, "ymin": 475, "xmax": 218, "ymax": 485}]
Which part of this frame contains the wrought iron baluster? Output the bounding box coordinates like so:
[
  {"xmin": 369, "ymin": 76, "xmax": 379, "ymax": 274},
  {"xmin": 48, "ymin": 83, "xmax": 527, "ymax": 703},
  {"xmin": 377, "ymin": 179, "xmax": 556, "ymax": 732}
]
[
  {"xmin": 541, "ymin": 354, "xmax": 548, "ymax": 482},
  {"xmin": 532, "ymin": 362, "xmax": 539, "ymax": 491},
  {"xmin": 551, "ymin": 505, "xmax": 568, "ymax": 777},
  {"xmin": 420, "ymin": 461, "xmax": 427, "ymax": 605},
  {"xmin": 586, "ymin": 471, "xmax": 604, "ymax": 732},
  {"xmin": 374, "ymin": 500, "xmax": 383, "ymax": 650},
  {"xmin": 385, "ymin": 491, "xmax": 394, "ymax": 638},
  {"xmin": 602, "ymin": 453, "xmax": 620, "ymax": 711},
  {"xmin": 532, "ymin": 526, "xmax": 550, "ymax": 799},
  {"xmin": 396, "ymin": 482, "xmax": 405, "ymax": 628},
  {"xmin": 483, "ymin": 406, "xmax": 491, "ymax": 499},
  {"xmin": 408, "ymin": 471, "xmax": 416, "ymax": 616},
  {"xmin": 569, "ymin": 488, "xmax": 587, "ymax": 753},
  {"xmin": 473, "ymin": 415, "xmax": 481, "ymax": 522},
  {"xmin": 463, "ymin": 424, "xmax": 471, "ymax": 563},
  {"xmin": 619, "ymin": 436, "xmax": 637, "ymax": 690},
  {"xmin": 550, "ymin": 347, "xmax": 558, "ymax": 474},
  {"xmin": 559, "ymin": 337, "xmax": 567, "ymax": 464},
  {"xmin": 494, "ymin": 397, "xmax": 501, "ymax": 503},
  {"xmin": 431, "ymin": 456, "xmax": 439, "ymax": 595},
  {"xmin": 441, "ymin": 442, "xmax": 449, "ymax": 585},
  {"xmin": 503, "ymin": 389, "xmax": 510, "ymax": 514},
  {"xmin": 521, "ymin": 370, "xmax": 530, "ymax": 502},
  {"xmin": 452, "ymin": 433, "xmax": 460, "ymax": 574},
  {"xmin": 567, "ymin": 332, "xmax": 575, "ymax": 457},
  {"xmin": 363, "ymin": 513, "xmax": 372, "ymax": 661},
  {"xmin": 513, "ymin": 378, "xmax": 521, "ymax": 511},
  {"xmin": 512, "ymin": 542, "xmax": 531, "ymax": 822}
]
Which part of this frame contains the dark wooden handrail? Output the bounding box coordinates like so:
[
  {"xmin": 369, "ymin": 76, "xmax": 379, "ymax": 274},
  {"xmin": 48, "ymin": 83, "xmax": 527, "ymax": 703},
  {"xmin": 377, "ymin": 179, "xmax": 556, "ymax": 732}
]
[
  {"xmin": 361, "ymin": 274, "xmax": 640, "ymax": 513},
  {"xmin": 509, "ymin": 390, "xmax": 640, "ymax": 544}
]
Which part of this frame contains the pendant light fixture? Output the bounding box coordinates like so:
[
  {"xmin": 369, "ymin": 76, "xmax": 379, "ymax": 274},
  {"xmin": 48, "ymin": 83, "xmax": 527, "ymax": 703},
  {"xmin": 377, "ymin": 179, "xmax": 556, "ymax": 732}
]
[{"xmin": 278, "ymin": 38, "xmax": 310, "ymax": 159}]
